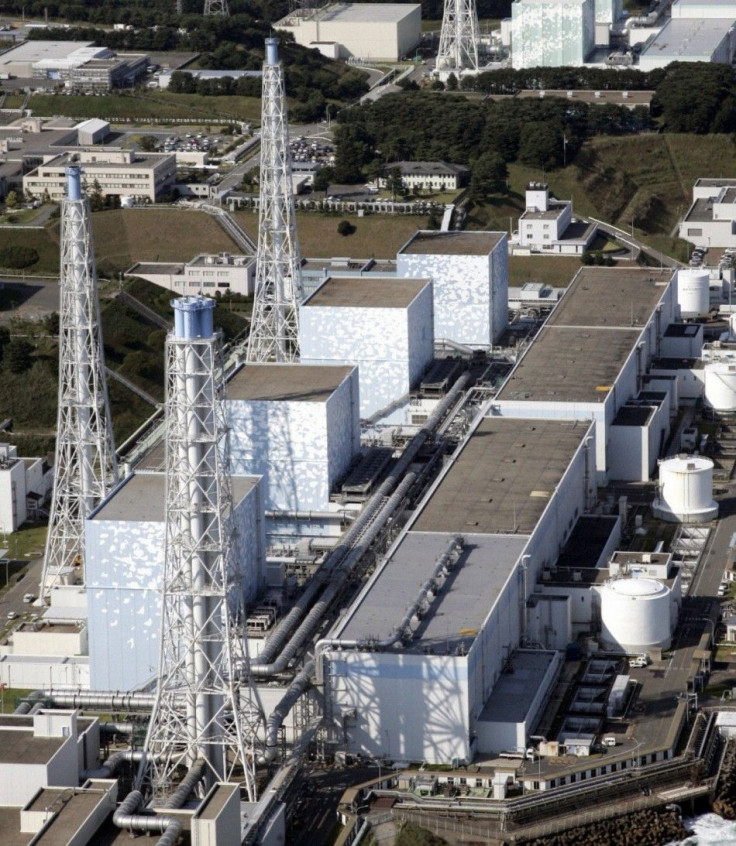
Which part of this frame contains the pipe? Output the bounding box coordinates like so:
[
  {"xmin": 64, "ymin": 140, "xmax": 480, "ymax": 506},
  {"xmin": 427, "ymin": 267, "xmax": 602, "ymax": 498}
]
[
  {"xmin": 265, "ymin": 510, "xmax": 356, "ymax": 522},
  {"xmin": 99, "ymin": 722, "xmax": 136, "ymax": 735},
  {"xmin": 250, "ymin": 372, "xmax": 471, "ymax": 678},
  {"xmin": 31, "ymin": 690, "xmax": 157, "ymax": 710},
  {"xmin": 82, "ymin": 749, "xmax": 146, "ymax": 779},
  {"xmin": 162, "ymin": 758, "xmax": 207, "ymax": 809},
  {"xmin": 251, "ymin": 471, "xmax": 417, "ymax": 678},
  {"xmin": 259, "ymin": 661, "xmax": 314, "ymax": 764},
  {"xmin": 113, "ymin": 790, "xmax": 183, "ymax": 846}
]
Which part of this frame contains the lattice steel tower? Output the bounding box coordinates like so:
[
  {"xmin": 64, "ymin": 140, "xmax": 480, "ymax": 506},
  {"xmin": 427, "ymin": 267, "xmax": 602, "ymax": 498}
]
[
  {"xmin": 247, "ymin": 38, "xmax": 303, "ymax": 363},
  {"xmin": 40, "ymin": 167, "xmax": 118, "ymax": 600},
  {"xmin": 138, "ymin": 296, "xmax": 261, "ymax": 804},
  {"xmin": 203, "ymin": 0, "xmax": 229, "ymax": 15},
  {"xmin": 436, "ymin": 0, "xmax": 480, "ymax": 74}
]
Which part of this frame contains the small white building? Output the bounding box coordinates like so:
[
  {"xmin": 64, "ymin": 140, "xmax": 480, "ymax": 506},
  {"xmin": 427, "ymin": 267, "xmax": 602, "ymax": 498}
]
[
  {"xmin": 299, "ymin": 276, "xmax": 434, "ymax": 420},
  {"xmin": 226, "ymin": 364, "xmax": 360, "ymax": 513},
  {"xmin": 515, "ymin": 182, "xmax": 597, "ymax": 255},
  {"xmin": 128, "ymin": 251, "xmax": 255, "ymax": 297},
  {"xmin": 275, "ymin": 3, "xmax": 421, "ymax": 61},
  {"xmin": 397, "ymin": 230, "xmax": 508, "ymax": 348},
  {"xmin": 680, "ymin": 179, "xmax": 736, "ymax": 249},
  {"xmin": 85, "ymin": 471, "xmax": 266, "ymax": 690},
  {"xmin": 0, "ymin": 444, "xmax": 51, "ymax": 533}
]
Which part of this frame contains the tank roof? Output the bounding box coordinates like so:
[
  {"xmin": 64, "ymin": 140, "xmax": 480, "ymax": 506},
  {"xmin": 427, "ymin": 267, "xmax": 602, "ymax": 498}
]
[
  {"xmin": 659, "ymin": 454, "xmax": 714, "ymax": 472},
  {"xmin": 606, "ymin": 577, "xmax": 667, "ymax": 597}
]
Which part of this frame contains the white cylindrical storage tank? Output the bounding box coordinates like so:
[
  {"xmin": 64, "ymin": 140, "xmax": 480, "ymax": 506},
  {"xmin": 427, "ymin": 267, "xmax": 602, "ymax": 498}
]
[
  {"xmin": 120, "ymin": 196, "xmax": 134, "ymax": 208},
  {"xmin": 704, "ymin": 362, "xmax": 736, "ymax": 412},
  {"xmin": 653, "ymin": 454, "xmax": 718, "ymax": 522},
  {"xmin": 677, "ymin": 268, "xmax": 709, "ymax": 318},
  {"xmin": 599, "ymin": 577, "xmax": 672, "ymax": 653}
]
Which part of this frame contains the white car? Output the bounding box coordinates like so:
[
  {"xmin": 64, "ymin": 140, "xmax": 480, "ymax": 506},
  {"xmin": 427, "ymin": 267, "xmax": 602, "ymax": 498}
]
[{"xmin": 6, "ymin": 611, "xmax": 17, "ymax": 620}]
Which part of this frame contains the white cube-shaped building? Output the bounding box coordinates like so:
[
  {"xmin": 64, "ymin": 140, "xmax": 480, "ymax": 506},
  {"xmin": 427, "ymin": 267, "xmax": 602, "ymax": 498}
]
[
  {"xmin": 227, "ymin": 364, "xmax": 360, "ymax": 512},
  {"xmin": 299, "ymin": 276, "xmax": 434, "ymax": 420},
  {"xmin": 511, "ymin": 0, "xmax": 595, "ymax": 68},
  {"xmin": 397, "ymin": 231, "xmax": 508, "ymax": 349},
  {"xmin": 85, "ymin": 472, "xmax": 265, "ymax": 691}
]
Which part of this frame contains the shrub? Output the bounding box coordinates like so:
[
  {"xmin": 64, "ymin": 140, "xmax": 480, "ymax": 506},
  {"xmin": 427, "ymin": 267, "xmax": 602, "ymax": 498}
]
[
  {"xmin": 0, "ymin": 245, "xmax": 39, "ymax": 269},
  {"xmin": 337, "ymin": 220, "xmax": 356, "ymax": 236}
]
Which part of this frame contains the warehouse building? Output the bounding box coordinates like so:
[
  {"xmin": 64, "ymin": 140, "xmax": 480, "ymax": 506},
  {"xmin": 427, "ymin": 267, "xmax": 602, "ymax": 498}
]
[
  {"xmin": 638, "ymin": 18, "xmax": 736, "ymax": 71},
  {"xmin": 511, "ymin": 0, "xmax": 595, "ymax": 68},
  {"xmin": 492, "ymin": 267, "xmax": 677, "ymax": 484},
  {"xmin": 275, "ymin": 3, "xmax": 421, "ymax": 61},
  {"xmin": 672, "ymin": 0, "xmax": 736, "ymax": 19},
  {"xmin": 24, "ymin": 149, "xmax": 176, "ymax": 202},
  {"xmin": 679, "ymin": 178, "xmax": 736, "ymax": 249}
]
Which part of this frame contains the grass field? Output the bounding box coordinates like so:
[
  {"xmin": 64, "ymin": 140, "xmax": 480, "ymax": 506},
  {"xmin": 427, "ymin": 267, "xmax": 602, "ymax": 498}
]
[
  {"xmin": 234, "ymin": 210, "xmax": 429, "ymax": 258},
  {"xmin": 508, "ymin": 255, "xmax": 583, "ymax": 288},
  {"xmin": 92, "ymin": 208, "xmax": 239, "ymax": 274},
  {"xmin": 28, "ymin": 90, "xmax": 263, "ymax": 123},
  {"xmin": 0, "ymin": 225, "xmax": 60, "ymax": 275}
]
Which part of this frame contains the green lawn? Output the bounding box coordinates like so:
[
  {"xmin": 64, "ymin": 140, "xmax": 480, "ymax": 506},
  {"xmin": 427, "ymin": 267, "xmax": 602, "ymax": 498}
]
[
  {"xmin": 28, "ymin": 90, "xmax": 263, "ymax": 123},
  {"xmin": 1, "ymin": 524, "xmax": 47, "ymax": 562},
  {"xmin": 508, "ymin": 255, "xmax": 583, "ymax": 288}
]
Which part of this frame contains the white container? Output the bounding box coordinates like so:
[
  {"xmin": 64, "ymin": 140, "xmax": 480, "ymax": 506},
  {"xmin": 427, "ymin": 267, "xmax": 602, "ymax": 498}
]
[
  {"xmin": 704, "ymin": 362, "xmax": 736, "ymax": 412},
  {"xmin": 653, "ymin": 454, "xmax": 718, "ymax": 523},
  {"xmin": 677, "ymin": 268, "xmax": 710, "ymax": 318},
  {"xmin": 600, "ymin": 577, "xmax": 672, "ymax": 653}
]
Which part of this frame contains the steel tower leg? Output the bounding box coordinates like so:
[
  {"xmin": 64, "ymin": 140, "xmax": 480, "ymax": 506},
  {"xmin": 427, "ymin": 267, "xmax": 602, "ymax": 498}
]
[
  {"xmin": 437, "ymin": 0, "xmax": 480, "ymax": 73},
  {"xmin": 203, "ymin": 0, "xmax": 229, "ymax": 15},
  {"xmin": 40, "ymin": 167, "xmax": 118, "ymax": 599},
  {"xmin": 139, "ymin": 296, "xmax": 262, "ymax": 804},
  {"xmin": 247, "ymin": 38, "xmax": 303, "ymax": 364}
]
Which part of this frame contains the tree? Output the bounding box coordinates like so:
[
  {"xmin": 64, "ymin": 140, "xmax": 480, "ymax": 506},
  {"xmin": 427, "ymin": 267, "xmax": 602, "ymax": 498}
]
[
  {"xmin": 337, "ymin": 220, "xmax": 356, "ymax": 236},
  {"xmin": 44, "ymin": 312, "xmax": 60, "ymax": 336},
  {"xmin": 312, "ymin": 167, "xmax": 334, "ymax": 193},
  {"xmin": 469, "ymin": 152, "xmax": 508, "ymax": 202},
  {"xmin": 446, "ymin": 72, "xmax": 458, "ymax": 91},
  {"xmin": 386, "ymin": 167, "xmax": 407, "ymax": 201},
  {"xmin": 5, "ymin": 339, "xmax": 34, "ymax": 374},
  {"xmin": 88, "ymin": 179, "xmax": 104, "ymax": 212},
  {"xmin": 138, "ymin": 135, "xmax": 158, "ymax": 152},
  {"xmin": 4, "ymin": 190, "xmax": 18, "ymax": 210},
  {"xmin": 518, "ymin": 121, "xmax": 562, "ymax": 169}
]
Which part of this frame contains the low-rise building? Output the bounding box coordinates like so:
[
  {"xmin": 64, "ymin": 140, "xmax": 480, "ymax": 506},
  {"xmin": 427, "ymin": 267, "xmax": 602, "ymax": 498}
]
[
  {"xmin": 128, "ymin": 251, "xmax": 255, "ymax": 297},
  {"xmin": 0, "ymin": 443, "xmax": 51, "ymax": 533},
  {"xmin": 680, "ymin": 178, "xmax": 736, "ymax": 248},
  {"xmin": 379, "ymin": 161, "xmax": 469, "ymax": 192},
  {"xmin": 24, "ymin": 149, "xmax": 176, "ymax": 202},
  {"xmin": 514, "ymin": 182, "xmax": 597, "ymax": 255},
  {"xmin": 638, "ymin": 18, "xmax": 736, "ymax": 71}
]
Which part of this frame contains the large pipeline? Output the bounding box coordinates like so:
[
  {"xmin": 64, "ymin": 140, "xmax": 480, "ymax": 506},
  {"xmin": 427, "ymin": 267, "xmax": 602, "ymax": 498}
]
[
  {"xmin": 82, "ymin": 749, "xmax": 146, "ymax": 780},
  {"xmin": 250, "ymin": 372, "xmax": 471, "ymax": 677},
  {"xmin": 259, "ymin": 660, "xmax": 314, "ymax": 763},
  {"xmin": 112, "ymin": 790, "xmax": 182, "ymax": 846}
]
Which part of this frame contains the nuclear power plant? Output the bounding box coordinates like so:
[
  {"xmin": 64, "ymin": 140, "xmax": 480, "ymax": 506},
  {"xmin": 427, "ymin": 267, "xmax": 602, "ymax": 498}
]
[{"xmin": 0, "ymin": 39, "xmax": 734, "ymax": 846}]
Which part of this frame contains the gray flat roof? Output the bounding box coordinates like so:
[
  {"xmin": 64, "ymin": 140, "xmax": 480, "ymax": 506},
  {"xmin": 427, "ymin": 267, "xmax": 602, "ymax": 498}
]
[
  {"xmin": 0, "ymin": 40, "xmax": 94, "ymax": 67},
  {"xmin": 92, "ymin": 472, "xmax": 259, "ymax": 522},
  {"xmin": 307, "ymin": 3, "xmax": 419, "ymax": 23},
  {"xmin": 479, "ymin": 650, "xmax": 558, "ymax": 723},
  {"xmin": 683, "ymin": 198, "xmax": 715, "ymax": 222},
  {"xmin": 0, "ymin": 729, "xmax": 64, "ymax": 765},
  {"xmin": 304, "ymin": 276, "xmax": 429, "ymax": 309},
  {"xmin": 30, "ymin": 788, "xmax": 113, "ymax": 846},
  {"xmin": 641, "ymin": 18, "xmax": 735, "ymax": 59},
  {"xmin": 400, "ymin": 230, "xmax": 504, "ymax": 256},
  {"xmin": 695, "ymin": 178, "xmax": 736, "ymax": 188},
  {"xmin": 128, "ymin": 261, "xmax": 184, "ymax": 275},
  {"xmin": 515, "ymin": 89, "xmax": 654, "ymax": 106},
  {"xmin": 338, "ymin": 531, "xmax": 528, "ymax": 651},
  {"xmin": 496, "ymin": 325, "xmax": 641, "ymax": 403},
  {"xmin": 547, "ymin": 267, "xmax": 673, "ymax": 328},
  {"xmin": 413, "ymin": 417, "xmax": 590, "ymax": 535},
  {"xmin": 227, "ymin": 363, "xmax": 354, "ymax": 402}
]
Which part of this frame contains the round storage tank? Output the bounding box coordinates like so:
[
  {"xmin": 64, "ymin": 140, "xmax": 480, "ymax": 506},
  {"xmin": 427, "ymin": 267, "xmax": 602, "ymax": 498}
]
[
  {"xmin": 677, "ymin": 268, "xmax": 710, "ymax": 318},
  {"xmin": 704, "ymin": 362, "xmax": 736, "ymax": 412},
  {"xmin": 600, "ymin": 577, "xmax": 672, "ymax": 653},
  {"xmin": 120, "ymin": 195, "xmax": 134, "ymax": 208},
  {"xmin": 653, "ymin": 454, "xmax": 718, "ymax": 523}
]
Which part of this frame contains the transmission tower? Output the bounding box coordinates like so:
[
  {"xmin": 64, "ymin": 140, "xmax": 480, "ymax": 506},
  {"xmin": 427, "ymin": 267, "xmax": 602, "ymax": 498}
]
[
  {"xmin": 436, "ymin": 0, "xmax": 480, "ymax": 74},
  {"xmin": 247, "ymin": 37, "xmax": 303, "ymax": 363},
  {"xmin": 40, "ymin": 167, "xmax": 118, "ymax": 599},
  {"xmin": 138, "ymin": 296, "xmax": 262, "ymax": 804},
  {"xmin": 203, "ymin": 0, "xmax": 229, "ymax": 15}
]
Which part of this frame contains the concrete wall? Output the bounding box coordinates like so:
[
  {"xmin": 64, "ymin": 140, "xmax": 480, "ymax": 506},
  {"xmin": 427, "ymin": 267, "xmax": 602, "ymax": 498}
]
[
  {"xmin": 300, "ymin": 286, "xmax": 434, "ymax": 419},
  {"xmin": 329, "ymin": 650, "xmax": 472, "ymax": 763},
  {"xmin": 228, "ymin": 369, "xmax": 359, "ymax": 511},
  {"xmin": 397, "ymin": 236, "xmax": 508, "ymax": 347}
]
